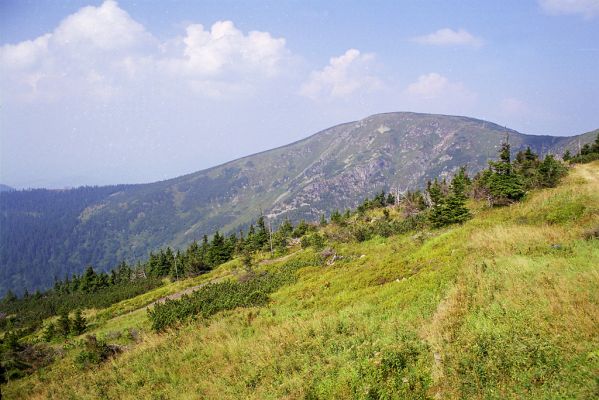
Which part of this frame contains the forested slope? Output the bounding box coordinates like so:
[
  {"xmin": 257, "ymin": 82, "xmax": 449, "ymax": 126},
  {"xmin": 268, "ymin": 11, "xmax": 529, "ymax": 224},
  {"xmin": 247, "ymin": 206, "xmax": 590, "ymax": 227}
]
[{"xmin": 1, "ymin": 112, "xmax": 596, "ymax": 296}]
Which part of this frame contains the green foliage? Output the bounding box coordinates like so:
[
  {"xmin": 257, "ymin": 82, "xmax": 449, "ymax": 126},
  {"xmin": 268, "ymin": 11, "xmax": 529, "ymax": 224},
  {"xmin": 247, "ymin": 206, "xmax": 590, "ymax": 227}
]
[
  {"xmin": 453, "ymin": 328, "xmax": 564, "ymax": 398},
  {"xmin": 481, "ymin": 140, "xmax": 526, "ymax": 205},
  {"xmin": 320, "ymin": 213, "xmax": 327, "ymax": 226},
  {"xmin": 71, "ymin": 309, "xmax": 87, "ymax": 336},
  {"xmin": 292, "ymin": 219, "xmax": 313, "ymax": 238},
  {"xmin": 75, "ymin": 335, "xmax": 119, "ymax": 369},
  {"xmin": 427, "ymin": 167, "xmax": 471, "ymax": 228},
  {"xmin": 0, "ymin": 277, "xmax": 162, "ymax": 332},
  {"xmin": 357, "ymin": 190, "xmax": 394, "ymax": 213},
  {"xmin": 148, "ymin": 258, "xmax": 316, "ymax": 332},
  {"xmin": 57, "ymin": 310, "xmax": 71, "ymax": 338},
  {"xmin": 0, "ymin": 331, "xmax": 55, "ymax": 383},
  {"xmin": 537, "ymin": 154, "xmax": 568, "ymax": 188},
  {"xmin": 300, "ymin": 233, "xmax": 326, "ymax": 250},
  {"xmin": 569, "ymin": 132, "xmax": 599, "ymax": 164},
  {"xmin": 355, "ymin": 335, "xmax": 432, "ymax": 400},
  {"xmin": 42, "ymin": 322, "xmax": 55, "ymax": 342},
  {"xmin": 476, "ymin": 142, "xmax": 569, "ymax": 207}
]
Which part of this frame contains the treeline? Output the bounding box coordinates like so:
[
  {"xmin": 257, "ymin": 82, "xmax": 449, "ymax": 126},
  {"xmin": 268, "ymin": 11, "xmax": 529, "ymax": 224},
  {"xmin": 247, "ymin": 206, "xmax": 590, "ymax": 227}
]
[
  {"xmin": 317, "ymin": 138, "xmax": 569, "ymax": 243},
  {"xmin": 564, "ymin": 132, "xmax": 599, "ymax": 164},
  {"xmin": 0, "ymin": 277, "xmax": 162, "ymax": 333},
  {"xmin": 0, "ymin": 185, "xmax": 131, "ymax": 297},
  {"xmin": 0, "ymin": 214, "xmax": 318, "ymax": 332}
]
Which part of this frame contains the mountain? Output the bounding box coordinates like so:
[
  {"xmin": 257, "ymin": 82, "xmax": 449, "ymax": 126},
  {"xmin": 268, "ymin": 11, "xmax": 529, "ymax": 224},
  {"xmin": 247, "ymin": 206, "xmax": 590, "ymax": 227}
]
[
  {"xmin": 1, "ymin": 112, "xmax": 596, "ymax": 295},
  {"xmin": 4, "ymin": 161, "xmax": 599, "ymax": 399},
  {"xmin": 0, "ymin": 184, "xmax": 14, "ymax": 192}
]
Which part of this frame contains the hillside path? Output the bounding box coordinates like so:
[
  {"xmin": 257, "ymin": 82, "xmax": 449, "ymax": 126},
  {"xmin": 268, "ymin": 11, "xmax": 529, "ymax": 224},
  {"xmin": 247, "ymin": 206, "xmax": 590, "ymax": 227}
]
[{"xmin": 578, "ymin": 163, "xmax": 599, "ymax": 184}]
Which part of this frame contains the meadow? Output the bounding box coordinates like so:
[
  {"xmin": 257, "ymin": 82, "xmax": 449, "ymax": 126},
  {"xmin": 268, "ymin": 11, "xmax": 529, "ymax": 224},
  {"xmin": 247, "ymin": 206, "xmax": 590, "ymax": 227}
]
[{"xmin": 3, "ymin": 162, "xmax": 598, "ymax": 399}]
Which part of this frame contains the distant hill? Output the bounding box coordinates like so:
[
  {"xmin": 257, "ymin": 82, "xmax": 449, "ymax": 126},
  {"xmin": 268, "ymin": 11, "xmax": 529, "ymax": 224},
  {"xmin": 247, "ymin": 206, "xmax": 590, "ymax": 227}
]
[
  {"xmin": 0, "ymin": 184, "xmax": 14, "ymax": 192},
  {"xmin": 1, "ymin": 112, "xmax": 596, "ymax": 294}
]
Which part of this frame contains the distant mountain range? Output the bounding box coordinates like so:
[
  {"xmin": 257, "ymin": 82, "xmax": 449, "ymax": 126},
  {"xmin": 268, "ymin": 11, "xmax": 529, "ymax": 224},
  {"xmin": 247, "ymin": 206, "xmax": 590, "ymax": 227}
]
[
  {"xmin": 1, "ymin": 112, "xmax": 596, "ymax": 295},
  {"xmin": 0, "ymin": 184, "xmax": 14, "ymax": 192}
]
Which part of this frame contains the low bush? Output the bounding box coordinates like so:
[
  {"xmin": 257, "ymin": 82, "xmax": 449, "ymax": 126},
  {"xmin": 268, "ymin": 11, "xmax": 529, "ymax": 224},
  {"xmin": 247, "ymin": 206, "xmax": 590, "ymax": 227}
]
[
  {"xmin": 148, "ymin": 257, "xmax": 319, "ymax": 332},
  {"xmin": 75, "ymin": 335, "xmax": 121, "ymax": 369}
]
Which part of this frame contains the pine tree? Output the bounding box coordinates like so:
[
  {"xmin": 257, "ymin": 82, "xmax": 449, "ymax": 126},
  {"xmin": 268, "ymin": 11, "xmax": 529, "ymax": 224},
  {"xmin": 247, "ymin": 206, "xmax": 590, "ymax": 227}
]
[
  {"xmin": 330, "ymin": 210, "xmax": 343, "ymax": 224},
  {"xmin": 292, "ymin": 220, "xmax": 309, "ymax": 237},
  {"xmin": 80, "ymin": 266, "xmax": 97, "ymax": 292},
  {"xmin": 482, "ymin": 138, "xmax": 525, "ymax": 205},
  {"xmin": 386, "ymin": 192, "xmax": 396, "ymax": 206},
  {"xmin": 208, "ymin": 231, "xmax": 227, "ymax": 266},
  {"xmin": 445, "ymin": 167, "xmax": 471, "ymax": 224},
  {"xmin": 427, "ymin": 169, "xmax": 471, "ymax": 228},
  {"xmin": 71, "ymin": 309, "xmax": 87, "ymax": 335},
  {"xmin": 2, "ymin": 290, "xmax": 17, "ymax": 303},
  {"xmin": 427, "ymin": 179, "xmax": 447, "ymax": 227},
  {"xmin": 279, "ymin": 219, "xmax": 293, "ymax": 237},
  {"xmin": 255, "ymin": 216, "xmax": 269, "ymax": 249},
  {"xmin": 57, "ymin": 310, "xmax": 71, "ymax": 337},
  {"xmin": 538, "ymin": 154, "xmax": 567, "ymax": 188},
  {"xmin": 562, "ymin": 149, "xmax": 572, "ymax": 161},
  {"xmin": 43, "ymin": 322, "xmax": 56, "ymax": 342},
  {"xmin": 320, "ymin": 213, "xmax": 327, "ymax": 226}
]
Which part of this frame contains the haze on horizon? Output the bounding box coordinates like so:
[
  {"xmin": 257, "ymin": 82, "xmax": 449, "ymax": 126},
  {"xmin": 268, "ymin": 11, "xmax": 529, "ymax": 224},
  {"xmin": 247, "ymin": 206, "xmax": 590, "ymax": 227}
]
[{"xmin": 1, "ymin": 0, "xmax": 598, "ymax": 189}]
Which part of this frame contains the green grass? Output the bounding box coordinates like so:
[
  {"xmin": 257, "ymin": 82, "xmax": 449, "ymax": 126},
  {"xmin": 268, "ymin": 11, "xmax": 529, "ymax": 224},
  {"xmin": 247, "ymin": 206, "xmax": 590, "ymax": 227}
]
[{"xmin": 3, "ymin": 162, "xmax": 599, "ymax": 400}]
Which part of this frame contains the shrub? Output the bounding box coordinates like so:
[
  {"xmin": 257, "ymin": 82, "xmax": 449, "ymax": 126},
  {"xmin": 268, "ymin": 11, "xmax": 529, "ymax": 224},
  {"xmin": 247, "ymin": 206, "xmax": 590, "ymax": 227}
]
[
  {"xmin": 148, "ymin": 257, "xmax": 317, "ymax": 332},
  {"xmin": 75, "ymin": 335, "xmax": 120, "ymax": 369},
  {"xmin": 300, "ymin": 233, "xmax": 326, "ymax": 250}
]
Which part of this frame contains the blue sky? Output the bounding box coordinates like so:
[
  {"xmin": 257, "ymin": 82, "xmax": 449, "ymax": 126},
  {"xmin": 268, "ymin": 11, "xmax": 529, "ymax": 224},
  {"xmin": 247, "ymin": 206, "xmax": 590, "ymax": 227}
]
[{"xmin": 1, "ymin": 0, "xmax": 598, "ymax": 188}]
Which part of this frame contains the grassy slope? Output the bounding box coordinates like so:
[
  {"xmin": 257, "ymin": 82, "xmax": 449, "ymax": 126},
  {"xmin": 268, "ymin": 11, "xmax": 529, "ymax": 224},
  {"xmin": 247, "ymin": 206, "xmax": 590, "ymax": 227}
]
[{"xmin": 4, "ymin": 163, "xmax": 599, "ymax": 400}]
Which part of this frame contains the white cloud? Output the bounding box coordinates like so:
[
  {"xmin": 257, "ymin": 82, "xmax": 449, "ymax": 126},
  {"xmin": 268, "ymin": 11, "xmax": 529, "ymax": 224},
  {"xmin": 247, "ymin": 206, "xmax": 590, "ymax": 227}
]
[
  {"xmin": 0, "ymin": 34, "xmax": 50, "ymax": 71},
  {"xmin": 0, "ymin": 1, "xmax": 291, "ymax": 101},
  {"xmin": 163, "ymin": 21, "xmax": 288, "ymax": 79},
  {"xmin": 402, "ymin": 73, "xmax": 477, "ymax": 115},
  {"xmin": 406, "ymin": 73, "xmax": 475, "ymax": 101},
  {"xmin": 52, "ymin": 0, "xmax": 150, "ymax": 51},
  {"xmin": 300, "ymin": 49, "xmax": 382, "ymax": 100},
  {"xmin": 539, "ymin": 0, "xmax": 599, "ymax": 18},
  {"xmin": 413, "ymin": 28, "xmax": 483, "ymax": 47}
]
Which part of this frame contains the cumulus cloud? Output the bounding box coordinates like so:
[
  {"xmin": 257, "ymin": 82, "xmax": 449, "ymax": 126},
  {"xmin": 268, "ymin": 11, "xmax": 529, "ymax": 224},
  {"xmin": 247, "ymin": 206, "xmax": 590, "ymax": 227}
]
[
  {"xmin": 413, "ymin": 28, "xmax": 483, "ymax": 47},
  {"xmin": 300, "ymin": 49, "xmax": 383, "ymax": 100},
  {"xmin": 539, "ymin": 0, "xmax": 599, "ymax": 18},
  {"xmin": 0, "ymin": 1, "xmax": 291, "ymax": 101},
  {"xmin": 406, "ymin": 73, "xmax": 475, "ymax": 101},
  {"xmin": 52, "ymin": 0, "xmax": 150, "ymax": 51},
  {"xmin": 163, "ymin": 21, "xmax": 287, "ymax": 78}
]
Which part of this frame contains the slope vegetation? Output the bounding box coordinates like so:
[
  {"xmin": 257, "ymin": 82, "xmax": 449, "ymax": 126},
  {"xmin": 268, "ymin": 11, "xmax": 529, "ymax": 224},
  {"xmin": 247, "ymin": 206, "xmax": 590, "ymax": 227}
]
[
  {"xmin": 1, "ymin": 112, "xmax": 597, "ymax": 296},
  {"xmin": 4, "ymin": 162, "xmax": 598, "ymax": 399}
]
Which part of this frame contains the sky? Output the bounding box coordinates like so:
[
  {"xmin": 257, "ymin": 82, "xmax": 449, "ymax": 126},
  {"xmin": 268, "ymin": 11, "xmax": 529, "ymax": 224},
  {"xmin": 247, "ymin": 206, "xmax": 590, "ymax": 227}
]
[{"xmin": 1, "ymin": 0, "xmax": 598, "ymax": 188}]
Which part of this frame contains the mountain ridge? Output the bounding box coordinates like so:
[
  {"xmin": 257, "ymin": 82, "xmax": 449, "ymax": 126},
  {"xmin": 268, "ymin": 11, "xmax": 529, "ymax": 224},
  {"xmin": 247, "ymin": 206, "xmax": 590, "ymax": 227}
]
[{"xmin": 1, "ymin": 112, "xmax": 597, "ymax": 295}]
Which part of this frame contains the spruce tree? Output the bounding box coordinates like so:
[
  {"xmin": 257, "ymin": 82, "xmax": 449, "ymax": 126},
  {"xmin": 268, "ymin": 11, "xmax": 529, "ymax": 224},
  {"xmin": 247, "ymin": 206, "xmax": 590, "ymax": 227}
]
[
  {"xmin": 562, "ymin": 149, "xmax": 572, "ymax": 161},
  {"xmin": 320, "ymin": 213, "xmax": 327, "ymax": 226},
  {"xmin": 57, "ymin": 310, "xmax": 71, "ymax": 337},
  {"xmin": 71, "ymin": 309, "xmax": 87, "ymax": 335},
  {"xmin": 538, "ymin": 154, "xmax": 567, "ymax": 188},
  {"xmin": 445, "ymin": 167, "xmax": 471, "ymax": 224},
  {"xmin": 427, "ymin": 179, "xmax": 447, "ymax": 227},
  {"xmin": 255, "ymin": 216, "xmax": 269, "ymax": 249},
  {"xmin": 279, "ymin": 219, "xmax": 293, "ymax": 237},
  {"xmin": 483, "ymin": 139, "xmax": 525, "ymax": 205},
  {"xmin": 43, "ymin": 322, "xmax": 56, "ymax": 342}
]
